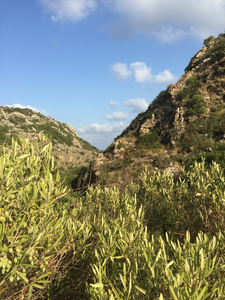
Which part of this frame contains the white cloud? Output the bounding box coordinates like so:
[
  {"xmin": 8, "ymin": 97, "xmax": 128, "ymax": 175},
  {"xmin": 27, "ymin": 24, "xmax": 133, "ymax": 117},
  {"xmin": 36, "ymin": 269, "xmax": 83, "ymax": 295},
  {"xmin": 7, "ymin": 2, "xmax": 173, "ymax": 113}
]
[
  {"xmin": 101, "ymin": 0, "xmax": 225, "ymax": 42},
  {"xmin": 130, "ymin": 62, "xmax": 152, "ymax": 83},
  {"xmin": 39, "ymin": 0, "xmax": 97, "ymax": 22},
  {"xmin": 104, "ymin": 111, "xmax": 128, "ymax": 121},
  {"xmin": 39, "ymin": 0, "xmax": 225, "ymax": 42},
  {"xmin": 124, "ymin": 98, "xmax": 148, "ymax": 112},
  {"xmin": 109, "ymin": 101, "xmax": 119, "ymax": 108},
  {"xmin": 110, "ymin": 63, "xmax": 131, "ymax": 81},
  {"xmin": 111, "ymin": 61, "xmax": 176, "ymax": 84},
  {"xmin": 78, "ymin": 122, "xmax": 126, "ymax": 133},
  {"xmin": 6, "ymin": 104, "xmax": 48, "ymax": 115},
  {"xmin": 78, "ymin": 122, "xmax": 127, "ymax": 149},
  {"xmin": 154, "ymin": 70, "xmax": 177, "ymax": 84}
]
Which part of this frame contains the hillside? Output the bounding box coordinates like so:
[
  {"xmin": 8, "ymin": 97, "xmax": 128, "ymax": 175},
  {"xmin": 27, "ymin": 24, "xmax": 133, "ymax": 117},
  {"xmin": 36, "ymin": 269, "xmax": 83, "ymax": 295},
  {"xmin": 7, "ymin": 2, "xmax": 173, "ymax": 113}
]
[
  {"xmin": 79, "ymin": 33, "xmax": 225, "ymax": 189},
  {"xmin": 0, "ymin": 106, "xmax": 99, "ymax": 183}
]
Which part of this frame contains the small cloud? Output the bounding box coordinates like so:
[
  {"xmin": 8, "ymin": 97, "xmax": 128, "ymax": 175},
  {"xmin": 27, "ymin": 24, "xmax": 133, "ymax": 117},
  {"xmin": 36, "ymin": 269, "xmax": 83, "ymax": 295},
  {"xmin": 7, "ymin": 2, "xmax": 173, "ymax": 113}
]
[
  {"xmin": 124, "ymin": 98, "xmax": 149, "ymax": 113},
  {"xmin": 104, "ymin": 111, "xmax": 129, "ymax": 121},
  {"xmin": 6, "ymin": 104, "xmax": 48, "ymax": 115},
  {"xmin": 130, "ymin": 62, "xmax": 152, "ymax": 83},
  {"xmin": 110, "ymin": 63, "xmax": 131, "ymax": 81},
  {"xmin": 78, "ymin": 122, "xmax": 126, "ymax": 134},
  {"xmin": 39, "ymin": 0, "xmax": 97, "ymax": 23},
  {"xmin": 154, "ymin": 69, "xmax": 177, "ymax": 84},
  {"xmin": 109, "ymin": 101, "xmax": 119, "ymax": 108}
]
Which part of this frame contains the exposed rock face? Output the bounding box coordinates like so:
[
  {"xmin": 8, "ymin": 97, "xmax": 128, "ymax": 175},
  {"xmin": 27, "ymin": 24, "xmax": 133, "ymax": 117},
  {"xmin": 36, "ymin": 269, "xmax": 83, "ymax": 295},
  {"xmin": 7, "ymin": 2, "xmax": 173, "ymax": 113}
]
[
  {"xmin": 79, "ymin": 33, "xmax": 225, "ymax": 189},
  {"xmin": 0, "ymin": 106, "xmax": 99, "ymax": 170}
]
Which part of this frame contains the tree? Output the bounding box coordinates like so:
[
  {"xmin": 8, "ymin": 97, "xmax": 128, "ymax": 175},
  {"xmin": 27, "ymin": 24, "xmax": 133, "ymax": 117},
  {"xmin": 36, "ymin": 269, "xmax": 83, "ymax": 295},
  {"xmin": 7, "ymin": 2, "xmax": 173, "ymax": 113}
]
[{"xmin": 203, "ymin": 35, "xmax": 215, "ymax": 45}]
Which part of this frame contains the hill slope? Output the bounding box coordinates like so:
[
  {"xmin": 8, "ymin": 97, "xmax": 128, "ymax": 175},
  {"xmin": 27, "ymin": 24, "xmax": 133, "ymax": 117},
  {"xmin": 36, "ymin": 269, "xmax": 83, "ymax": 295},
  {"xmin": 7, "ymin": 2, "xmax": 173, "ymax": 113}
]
[
  {"xmin": 0, "ymin": 106, "xmax": 99, "ymax": 183},
  {"xmin": 79, "ymin": 33, "xmax": 225, "ymax": 189}
]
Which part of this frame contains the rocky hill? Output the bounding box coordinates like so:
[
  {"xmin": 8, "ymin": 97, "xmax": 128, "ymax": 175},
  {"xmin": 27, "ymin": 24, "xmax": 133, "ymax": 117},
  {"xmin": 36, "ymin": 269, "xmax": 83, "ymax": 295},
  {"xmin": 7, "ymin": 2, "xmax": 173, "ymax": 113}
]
[
  {"xmin": 79, "ymin": 33, "xmax": 225, "ymax": 189},
  {"xmin": 0, "ymin": 106, "xmax": 99, "ymax": 183}
]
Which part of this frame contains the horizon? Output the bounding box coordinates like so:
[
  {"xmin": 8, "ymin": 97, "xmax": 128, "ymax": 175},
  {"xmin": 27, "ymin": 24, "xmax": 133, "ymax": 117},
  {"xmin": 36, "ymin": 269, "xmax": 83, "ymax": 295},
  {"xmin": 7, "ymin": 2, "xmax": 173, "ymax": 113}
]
[{"xmin": 1, "ymin": 0, "xmax": 225, "ymax": 150}]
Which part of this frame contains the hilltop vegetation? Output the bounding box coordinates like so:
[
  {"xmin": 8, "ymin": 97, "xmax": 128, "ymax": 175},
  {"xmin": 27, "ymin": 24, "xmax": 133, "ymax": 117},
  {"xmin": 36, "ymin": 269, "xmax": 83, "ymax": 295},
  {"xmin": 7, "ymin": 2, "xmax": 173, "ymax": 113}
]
[{"xmin": 1, "ymin": 135, "xmax": 225, "ymax": 299}]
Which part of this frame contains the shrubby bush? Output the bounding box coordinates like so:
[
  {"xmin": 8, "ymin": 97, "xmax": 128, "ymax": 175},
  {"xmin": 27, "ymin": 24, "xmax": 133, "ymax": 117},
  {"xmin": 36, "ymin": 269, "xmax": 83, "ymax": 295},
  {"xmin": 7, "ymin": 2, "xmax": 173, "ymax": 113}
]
[
  {"xmin": 137, "ymin": 129, "xmax": 162, "ymax": 149},
  {"xmin": 186, "ymin": 94, "xmax": 207, "ymax": 115},
  {"xmin": 203, "ymin": 35, "xmax": 215, "ymax": 45},
  {"xmin": 1, "ymin": 135, "xmax": 225, "ymax": 299},
  {"xmin": 0, "ymin": 135, "xmax": 91, "ymax": 299}
]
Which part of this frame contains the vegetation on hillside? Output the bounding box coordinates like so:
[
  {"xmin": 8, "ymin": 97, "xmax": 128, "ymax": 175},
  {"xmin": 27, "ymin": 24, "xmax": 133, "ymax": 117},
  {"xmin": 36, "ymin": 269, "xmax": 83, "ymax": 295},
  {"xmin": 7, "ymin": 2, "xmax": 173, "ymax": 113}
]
[
  {"xmin": 186, "ymin": 34, "xmax": 225, "ymax": 71},
  {"xmin": 1, "ymin": 135, "xmax": 225, "ymax": 299}
]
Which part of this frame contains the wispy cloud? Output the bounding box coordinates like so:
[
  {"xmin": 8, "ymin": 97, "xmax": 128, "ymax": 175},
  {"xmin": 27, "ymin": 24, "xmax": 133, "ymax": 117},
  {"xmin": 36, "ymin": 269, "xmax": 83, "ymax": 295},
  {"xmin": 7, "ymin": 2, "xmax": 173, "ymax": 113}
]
[
  {"xmin": 109, "ymin": 101, "xmax": 119, "ymax": 108},
  {"xmin": 78, "ymin": 122, "xmax": 127, "ymax": 150},
  {"xmin": 124, "ymin": 98, "xmax": 148, "ymax": 113},
  {"xmin": 78, "ymin": 122, "xmax": 126, "ymax": 133},
  {"xmin": 39, "ymin": 0, "xmax": 97, "ymax": 22},
  {"xmin": 39, "ymin": 0, "xmax": 225, "ymax": 42},
  {"xmin": 104, "ymin": 111, "xmax": 129, "ymax": 121},
  {"xmin": 6, "ymin": 104, "xmax": 48, "ymax": 115},
  {"xmin": 101, "ymin": 0, "xmax": 225, "ymax": 42}
]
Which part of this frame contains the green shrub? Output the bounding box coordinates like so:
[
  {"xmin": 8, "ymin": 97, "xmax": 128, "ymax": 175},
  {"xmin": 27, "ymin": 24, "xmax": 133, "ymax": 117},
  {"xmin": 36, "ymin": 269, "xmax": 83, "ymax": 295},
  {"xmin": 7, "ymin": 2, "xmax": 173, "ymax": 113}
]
[
  {"xmin": 88, "ymin": 161, "xmax": 225, "ymax": 299},
  {"xmin": 176, "ymin": 76, "xmax": 201, "ymax": 101},
  {"xmin": 203, "ymin": 35, "xmax": 215, "ymax": 45},
  {"xmin": 2, "ymin": 107, "xmax": 33, "ymax": 116},
  {"xmin": 186, "ymin": 94, "xmax": 207, "ymax": 115},
  {"xmin": 2, "ymin": 135, "xmax": 225, "ymax": 299},
  {"xmin": 0, "ymin": 134, "xmax": 91, "ymax": 299},
  {"xmin": 0, "ymin": 126, "xmax": 10, "ymax": 145},
  {"xmin": 137, "ymin": 130, "xmax": 161, "ymax": 149},
  {"xmin": 117, "ymin": 142, "xmax": 125, "ymax": 149},
  {"xmin": 104, "ymin": 144, "xmax": 115, "ymax": 153},
  {"xmin": 8, "ymin": 116, "xmax": 26, "ymax": 125},
  {"xmin": 77, "ymin": 137, "xmax": 99, "ymax": 152},
  {"xmin": 186, "ymin": 35, "xmax": 225, "ymax": 71},
  {"xmin": 150, "ymin": 90, "xmax": 166, "ymax": 106},
  {"xmin": 37, "ymin": 123, "xmax": 74, "ymax": 146}
]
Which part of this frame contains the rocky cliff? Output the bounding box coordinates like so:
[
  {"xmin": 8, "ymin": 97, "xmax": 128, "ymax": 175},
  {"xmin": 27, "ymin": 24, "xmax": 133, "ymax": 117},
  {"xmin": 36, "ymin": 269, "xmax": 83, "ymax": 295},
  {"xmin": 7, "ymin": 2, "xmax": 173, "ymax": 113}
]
[
  {"xmin": 0, "ymin": 106, "xmax": 99, "ymax": 175},
  {"xmin": 79, "ymin": 33, "xmax": 225, "ymax": 189}
]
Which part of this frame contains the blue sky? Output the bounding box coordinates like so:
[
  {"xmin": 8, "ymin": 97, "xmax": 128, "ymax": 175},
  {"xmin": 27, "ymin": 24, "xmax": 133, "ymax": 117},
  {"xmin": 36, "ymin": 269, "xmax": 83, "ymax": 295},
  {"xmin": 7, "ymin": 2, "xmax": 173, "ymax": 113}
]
[{"xmin": 1, "ymin": 0, "xmax": 225, "ymax": 150}]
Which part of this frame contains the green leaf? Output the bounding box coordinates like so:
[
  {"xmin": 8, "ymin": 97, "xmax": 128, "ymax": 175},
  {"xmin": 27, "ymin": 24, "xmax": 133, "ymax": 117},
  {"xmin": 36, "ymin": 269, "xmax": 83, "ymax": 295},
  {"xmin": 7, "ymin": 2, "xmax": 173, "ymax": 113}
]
[
  {"xmin": 18, "ymin": 215, "xmax": 26, "ymax": 229},
  {"xmin": 198, "ymin": 286, "xmax": 207, "ymax": 300},
  {"xmin": 41, "ymin": 143, "xmax": 51, "ymax": 153},
  {"xmin": 0, "ymin": 288, "xmax": 6, "ymax": 295},
  {"xmin": 21, "ymin": 264, "xmax": 37, "ymax": 268},
  {"xmin": 37, "ymin": 280, "xmax": 51, "ymax": 284},
  {"xmin": 119, "ymin": 273, "xmax": 127, "ymax": 291},
  {"xmin": 169, "ymin": 286, "xmax": 179, "ymax": 300},
  {"xmin": 110, "ymin": 249, "xmax": 117, "ymax": 257},
  {"xmin": 0, "ymin": 223, "xmax": 5, "ymax": 242},
  {"xmin": 90, "ymin": 283, "xmax": 104, "ymax": 289},
  {"xmin": 32, "ymin": 283, "xmax": 45, "ymax": 289},
  {"xmin": 37, "ymin": 272, "xmax": 51, "ymax": 280},
  {"xmin": 28, "ymin": 285, "xmax": 33, "ymax": 298},
  {"xmin": 17, "ymin": 271, "xmax": 29, "ymax": 283},
  {"xmin": 18, "ymin": 154, "xmax": 29, "ymax": 159},
  {"xmin": 135, "ymin": 285, "xmax": 146, "ymax": 294}
]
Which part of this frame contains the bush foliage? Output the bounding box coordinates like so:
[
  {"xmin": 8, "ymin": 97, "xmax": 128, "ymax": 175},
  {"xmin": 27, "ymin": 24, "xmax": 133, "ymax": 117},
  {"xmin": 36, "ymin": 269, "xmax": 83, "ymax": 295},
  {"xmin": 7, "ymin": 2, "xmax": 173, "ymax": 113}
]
[
  {"xmin": 1, "ymin": 135, "xmax": 225, "ymax": 299},
  {"xmin": 186, "ymin": 94, "xmax": 207, "ymax": 115},
  {"xmin": 137, "ymin": 130, "xmax": 162, "ymax": 149}
]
